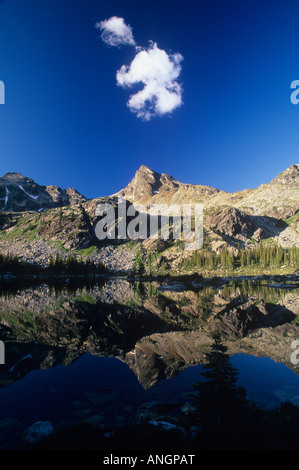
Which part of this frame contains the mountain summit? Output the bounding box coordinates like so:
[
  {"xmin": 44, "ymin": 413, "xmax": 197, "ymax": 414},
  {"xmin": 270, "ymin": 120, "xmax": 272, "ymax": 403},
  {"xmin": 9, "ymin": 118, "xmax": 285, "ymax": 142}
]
[
  {"xmin": 1, "ymin": 172, "xmax": 35, "ymax": 183},
  {"xmin": 268, "ymin": 164, "xmax": 299, "ymax": 187},
  {"xmin": 115, "ymin": 165, "xmax": 220, "ymax": 203},
  {"xmin": 115, "ymin": 165, "xmax": 177, "ymax": 201},
  {"xmin": 0, "ymin": 172, "xmax": 87, "ymax": 212}
]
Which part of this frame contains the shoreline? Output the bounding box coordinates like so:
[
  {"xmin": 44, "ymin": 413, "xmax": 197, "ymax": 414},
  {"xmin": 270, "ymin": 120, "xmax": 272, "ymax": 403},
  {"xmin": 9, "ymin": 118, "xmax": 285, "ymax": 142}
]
[{"xmin": 0, "ymin": 270, "xmax": 298, "ymax": 285}]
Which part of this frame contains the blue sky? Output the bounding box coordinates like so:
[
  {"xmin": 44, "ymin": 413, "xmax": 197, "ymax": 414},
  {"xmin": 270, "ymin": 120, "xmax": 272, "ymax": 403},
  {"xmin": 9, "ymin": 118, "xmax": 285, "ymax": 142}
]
[{"xmin": 0, "ymin": 0, "xmax": 299, "ymax": 199}]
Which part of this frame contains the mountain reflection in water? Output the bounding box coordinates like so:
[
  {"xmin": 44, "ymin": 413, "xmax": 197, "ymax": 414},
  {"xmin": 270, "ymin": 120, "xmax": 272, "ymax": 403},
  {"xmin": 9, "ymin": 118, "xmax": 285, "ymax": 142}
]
[{"xmin": 0, "ymin": 274, "xmax": 298, "ymax": 448}]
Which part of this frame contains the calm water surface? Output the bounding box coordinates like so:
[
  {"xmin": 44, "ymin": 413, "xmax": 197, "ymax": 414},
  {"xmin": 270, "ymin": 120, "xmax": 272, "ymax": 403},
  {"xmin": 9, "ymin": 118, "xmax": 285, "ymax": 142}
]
[{"xmin": 0, "ymin": 275, "xmax": 298, "ymax": 448}]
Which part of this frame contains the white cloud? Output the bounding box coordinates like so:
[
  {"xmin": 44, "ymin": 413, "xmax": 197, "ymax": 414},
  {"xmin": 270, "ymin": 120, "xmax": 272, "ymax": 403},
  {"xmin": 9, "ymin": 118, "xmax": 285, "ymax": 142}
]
[
  {"xmin": 117, "ymin": 42, "xmax": 183, "ymax": 120},
  {"xmin": 97, "ymin": 18, "xmax": 183, "ymax": 120},
  {"xmin": 96, "ymin": 16, "xmax": 136, "ymax": 47}
]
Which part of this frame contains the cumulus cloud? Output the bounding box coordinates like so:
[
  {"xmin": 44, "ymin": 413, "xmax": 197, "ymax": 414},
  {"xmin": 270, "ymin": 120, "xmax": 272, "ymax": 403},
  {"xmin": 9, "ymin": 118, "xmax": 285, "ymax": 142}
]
[
  {"xmin": 117, "ymin": 42, "xmax": 183, "ymax": 120},
  {"xmin": 97, "ymin": 17, "xmax": 183, "ymax": 120},
  {"xmin": 96, "ymin": 16, "xmax": 136, "ymax": 47}
]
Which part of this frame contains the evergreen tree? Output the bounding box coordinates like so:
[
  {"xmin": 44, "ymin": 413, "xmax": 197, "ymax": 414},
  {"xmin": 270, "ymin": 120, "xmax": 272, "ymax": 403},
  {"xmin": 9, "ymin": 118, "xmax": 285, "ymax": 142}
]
[
  {"xmin": 134, "ymin": 247, "xmax": 145, "ymax": 276},
  {"xmin": 240, "ymin": 249, "xmax": 245, "ymax": 267},
  {"xmin": 192, "ymin": 332, "xmax": 249, "ymax": 428}
]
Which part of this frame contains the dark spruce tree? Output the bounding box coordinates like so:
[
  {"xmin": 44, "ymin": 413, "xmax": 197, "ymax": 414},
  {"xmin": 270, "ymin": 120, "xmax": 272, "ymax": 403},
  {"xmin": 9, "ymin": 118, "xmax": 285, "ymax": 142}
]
[{"xmin": 191, "ymin": 332, "xmax": 256, "ymax": 448}]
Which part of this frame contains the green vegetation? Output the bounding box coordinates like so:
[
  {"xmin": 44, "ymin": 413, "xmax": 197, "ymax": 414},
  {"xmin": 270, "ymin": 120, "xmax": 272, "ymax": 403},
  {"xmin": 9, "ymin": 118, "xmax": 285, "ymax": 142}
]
[
  {"xmin": 0, "ymin": 307, "xmax": 38, "ymax": 338},
  {"xmin": 123, "ymin": 240, "xmax": 138, "ymax": 251},
  {"xmin": 74, "ymin": 245, "xmax": 98, "ymax": 257},
  {"xmin": 48, "ymin": 253, "xmax": 106, "ymax": 275},
  {"xmin": 0, "ymin": 253, "xmax": 37, "ymax": 275},
  {"xmin": 134, "ymin": 246, "xmax": 146, "ymax": 276},
  {"xmin": 0, "ymin": 252, "xmax": 107, "ymax": 277},
  {"xmin": 75, "ymin": 293, "xmax": 98, "ymax": 304},
  {"xmin": 285, "ymin": 213, "xmax": 299, "ymax": 226},
  {"xmin": 222, "ymin": 279, "xmax": 296, "ymax": 304},
  {"xmin": 0, "ymin": 214, "xmax": 39, "ymax": 240},
  {"xmin": 196, "ymin": 288, "xmax": 215, "ymax": 323},
  {"xmin": 180, "ymin": 243, "xmax": 299, "ymax": 273}
]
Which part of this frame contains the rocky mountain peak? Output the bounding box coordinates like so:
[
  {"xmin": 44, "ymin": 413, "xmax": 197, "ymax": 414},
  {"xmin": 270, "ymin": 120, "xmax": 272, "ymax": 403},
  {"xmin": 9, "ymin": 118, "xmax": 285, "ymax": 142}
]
[
  {"xmin": 0, "ymin": 172, "xmax": 87, "ymax": 212},
  {"xmin": 0, "ymin": 172, "xmax": 34, "ymax": 184},
  {"xmin": 269, "ymin": 164, "xmax": 299, "ymax": 187},
  {"xmin": 3, "ymin": 172, "xmax": 26, "ymax": 179},
  {"xmin": 138, "ymin": 164, "xmax": 154, "ymax": 173},
  {"xmin": 135, "ymin": 165, "xmax": 162, "ymax": 182},
  {"xmin": 114, "ymin": 165, "xmax": 177, "ymax": 202},
  {"xmin": 114, "ymin": 164, "xmax": 221, "ymax": 204}
]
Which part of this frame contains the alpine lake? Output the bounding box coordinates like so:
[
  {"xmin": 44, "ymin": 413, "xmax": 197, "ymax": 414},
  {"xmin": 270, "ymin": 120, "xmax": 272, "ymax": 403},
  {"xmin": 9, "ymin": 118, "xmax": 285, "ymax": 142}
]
[{"xmin": 0, "ymin": 272, "xmax": 298, "ymax": 451}]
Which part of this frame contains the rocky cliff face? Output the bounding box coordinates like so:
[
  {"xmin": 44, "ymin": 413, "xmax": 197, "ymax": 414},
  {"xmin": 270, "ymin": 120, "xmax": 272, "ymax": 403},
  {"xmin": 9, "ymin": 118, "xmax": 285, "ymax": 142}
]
[
  {"xmin": 269, "ymin": 164, "xmax": 299, "ymax": 186},
  {"xmin": 233, "ymin": 164, "xmax": 299, "ymax": 220},
  {"xmin": 0, "ymin": 172, "xmax": 87, "ymax": 212}
]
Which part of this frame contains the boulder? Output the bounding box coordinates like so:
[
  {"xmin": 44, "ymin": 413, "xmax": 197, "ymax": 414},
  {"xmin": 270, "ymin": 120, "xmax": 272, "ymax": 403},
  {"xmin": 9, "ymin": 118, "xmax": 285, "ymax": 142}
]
[{"xmin": 22, "ymin": 420, "xmax": 54, "ymax": 444}]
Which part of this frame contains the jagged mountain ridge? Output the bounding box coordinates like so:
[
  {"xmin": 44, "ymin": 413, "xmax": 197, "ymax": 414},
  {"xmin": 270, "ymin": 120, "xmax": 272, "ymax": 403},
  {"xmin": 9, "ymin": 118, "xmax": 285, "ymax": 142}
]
[
  {"xmin": 1, "ymin": 164, "xmax": 298, "ymax": 218},
  {"xmin": 112, "ymin": 163, "xmax": 299, "ymax": 250},
  {"xmin": 0, "ymin": 164, "xmax": 298, "ymax": 269},
  {"xmin": 0, "ymin": 172, "xmax": 87, "ymax": 212},
  {"xmin": 116, "ymin": 164, "xmax": 299, "ymax": 220}
]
